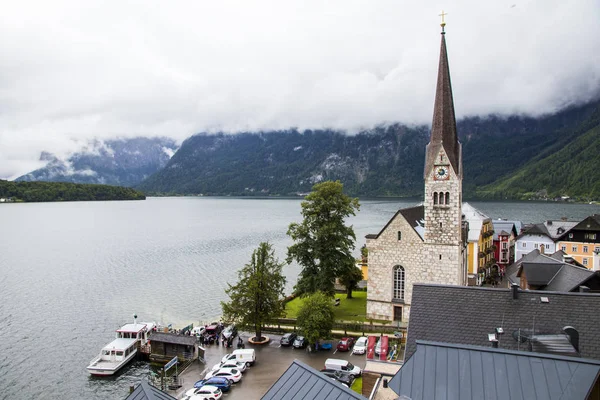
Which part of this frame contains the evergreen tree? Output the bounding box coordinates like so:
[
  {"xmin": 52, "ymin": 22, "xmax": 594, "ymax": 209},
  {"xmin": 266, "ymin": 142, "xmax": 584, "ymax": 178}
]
[
  {"xmin": 221, "ymin": 242, "xmax": 286, "ymax": 341},
  {"xmin": 287, "ymin": 180, "xmax": 360, "ymax": 296}
]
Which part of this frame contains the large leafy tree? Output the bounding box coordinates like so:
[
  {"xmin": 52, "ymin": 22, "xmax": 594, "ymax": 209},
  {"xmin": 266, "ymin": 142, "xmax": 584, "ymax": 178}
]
[
  {"xmin": 287, "ymin": 180, "xmax": 360, "ymax": 296},
  {"xmin": 338, "ymin": 266, "xmax": 363, "ymax": 299},
  {"xmin": 221, "ymin": 242, "xmax": 286, "ymax": 341},
  {"xmin": 296, "ymin": 292, "xmax": 335, "ymax": 348}
]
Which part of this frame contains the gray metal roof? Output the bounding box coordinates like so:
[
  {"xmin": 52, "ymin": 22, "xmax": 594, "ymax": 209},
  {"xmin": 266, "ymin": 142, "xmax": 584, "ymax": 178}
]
[
  {"xmin": 126, "ymin": 381, "xmax": 177, "ymax": 400},
  {"xmin": 405, "ymin": 284, "xmax": 600, "ymax": 361},
  {"xmin": 149, "ymin": 332, "xmax": 196, "ymax": 346},
  {"xmin": 390, "ymin": 341, "xmax": 600, "ymax": 400},
  {"xmin": 261, "ymin": 359, "xmax": 365, "ymax": 400}
]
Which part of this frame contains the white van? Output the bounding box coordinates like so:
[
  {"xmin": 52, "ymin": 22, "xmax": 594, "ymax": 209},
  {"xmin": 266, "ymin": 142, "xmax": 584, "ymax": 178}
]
[
  {"xmin": 221, "ymin": 349, "xmax": 256, "ymax": 366},
  {"xmin": 324, "ymin": 358, "xmax": 361, "ymax": 377}
]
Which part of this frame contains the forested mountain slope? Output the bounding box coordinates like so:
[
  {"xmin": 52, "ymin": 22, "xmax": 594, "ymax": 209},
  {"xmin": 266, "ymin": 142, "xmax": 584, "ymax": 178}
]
[{"xmin": 138, "ymin": 98, "xmax": 600, "ymax": 200}]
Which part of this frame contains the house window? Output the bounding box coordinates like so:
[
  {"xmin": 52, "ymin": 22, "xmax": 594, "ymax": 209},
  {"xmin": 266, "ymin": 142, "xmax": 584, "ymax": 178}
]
[
  {"xmin": 572, "ymin": 246, "xmax": 578, "ymax": 252},
  {"xmin": 393, "ymin": 306, "xmax": 403, "ymax": 322},
  {"xmin": 397, "ymin": 231, "xmax": 402, "ymax": 241},
  {"xmin": 569, "ymin": 233, "xmax": 573, "ymax": 239},
  {"xmin": 502, "ymin": 243, "xmax": 507, "ymax": 249},
  {"xmin": 393, "ymin": 265, "xmax": 405, "ymax": 301},
  {"xmin": 561, "ymin": 245, "xmax": 566, "ymax": 252},
  {"xmin": 583, "ymin": 246, "xmax": 588, "ymax": 253},
  {"xmin": 433, "ymin": 192, "xmax": 438, "ymax": 205},
  {"xmin": 522, "ymin": 242, "xmax": 527, "ymax": 248},
  {"xmin": 534, "ymin": 243, "xmax": 538, "ymax": 249},
  {"xmin": 583, "ymin": 258, "xmax": 588, "ymax": 266},
  {"xmin": 545, "ymin": 244, "xmax": 550, "ymax": 250},
  {"xmin": 585, "ymin": 233, "xmax": 597, "ymax": 240},
  {"xmin": 596, "ymin": 247, "xmax": 600, "ymax": 253}
]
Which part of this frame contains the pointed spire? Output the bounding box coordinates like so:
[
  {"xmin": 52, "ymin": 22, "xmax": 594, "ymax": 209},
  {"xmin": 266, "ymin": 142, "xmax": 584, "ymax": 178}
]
[{"xmin": 424, "ymin": 26, "xmax": 461, "ymax": 178}]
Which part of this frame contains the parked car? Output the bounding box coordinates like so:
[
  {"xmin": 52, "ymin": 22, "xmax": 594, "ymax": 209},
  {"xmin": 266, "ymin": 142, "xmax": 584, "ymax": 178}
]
[
  {"xmin": 336, "ymin": 337, "xmax": 355, "ymax": 352},
  {"xmin": 293, "ymin": 336, "xmax": 308, "ymax": 349},
  {"xmin": 191, "ymin": 326, "xmax": 206, "ymax": 337},
  {"xmin": 320, "ymin": 368, "xmax": 355, "ymax": 386},
  {"xmin": 222, "ymin": 324, "xmax": 238, "ymax": 340},
  {"xmin": 352, "ymin": 336, "xmax": 368, "ymax": 355},
  {"xmin": 375, "ymin": 337, "xmax": 382, "ymax": 355},
  {"xmin": 182, "ymin": 385, "xmax": 222, "ymax": 400},
  {"xmin": 211, "ymin": 360, "xmax": 247, "ymax": 373},
  {"xmin": 205, "ymin": 367, "xmax": 243, "ymax": 383},
  {"xmin": 324, "ymin": 358, "xmax": 362, "ymax": 378},
  {"xmin": 220, "ymin": 349, "xmax": 256, "ymax": 366},
  {"xmin": 280, "ymin": 332, "xmax": 297, "ymax": 346},
  {"xmin": 193, "ymin": 377, "xmax": 232, "ymax": 392}
]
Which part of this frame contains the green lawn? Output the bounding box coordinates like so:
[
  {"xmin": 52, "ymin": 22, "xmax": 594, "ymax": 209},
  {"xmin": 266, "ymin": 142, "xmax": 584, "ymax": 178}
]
[
  {"xmin": 351, "ymin": 376, "xmax": 362, "ymax": 395},
  {"xmin": 285, "ymin": 291, "xmax": 367, "ymax": 322}
]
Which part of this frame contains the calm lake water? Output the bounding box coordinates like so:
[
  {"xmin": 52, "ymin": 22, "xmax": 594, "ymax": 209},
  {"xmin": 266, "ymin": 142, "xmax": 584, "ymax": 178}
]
[{"xmin": 1, "ymin": 197, "xmax": 599, "ymax": 399}]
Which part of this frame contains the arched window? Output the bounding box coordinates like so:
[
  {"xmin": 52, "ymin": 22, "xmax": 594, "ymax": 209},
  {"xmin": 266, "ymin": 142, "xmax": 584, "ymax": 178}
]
[
  {"xmin": 445, "ymin": 192, "xmax": 450, "ymax": 205},
  {"xmin": 393, "ymin": 265, "xmax": 405, "ymax": 301},
  {"xmin": 433, "ymin": 192, "xmax": 438, "ymax": 205}
]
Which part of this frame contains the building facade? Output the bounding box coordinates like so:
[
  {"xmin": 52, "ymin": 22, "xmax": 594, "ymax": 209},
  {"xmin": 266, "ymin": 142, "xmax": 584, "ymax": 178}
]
[
  {"xmin": 366, "ymin": 26, "xmax": 466, "ymax": 322},
  {"xmin": 557, "ymin": 215, "xmax": 600, "ymax": 270}
]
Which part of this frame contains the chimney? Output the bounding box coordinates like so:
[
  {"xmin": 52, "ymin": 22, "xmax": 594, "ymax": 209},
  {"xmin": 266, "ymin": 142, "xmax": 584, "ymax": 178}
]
[
  {"xmin": 511, "ymin": 283, "xmax": 519, "ymax": 300},
  {"xmin": 563, "ymin": 326, "xmax": 579, "ymax": 353},
  {"xmin": 383, "ymin": 378, "xmax": 388, "ymax": 388},
  {"xmin": 547, "ymin": 220, "xmax": 553, "ymax": 225},
  {"xmin": 579, "ymin": 286, "xmax": 590, "ymax": 293}
]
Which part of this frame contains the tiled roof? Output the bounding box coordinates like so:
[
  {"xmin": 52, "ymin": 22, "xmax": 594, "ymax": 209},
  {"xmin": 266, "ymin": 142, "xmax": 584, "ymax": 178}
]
[
  {"xmin": 519, "ymin": 262, "xmax": 563, "ymax": 286},
  {"xmin": 390, "ymin": 341, "xmax": 600, "ymax": 400},
  {"xmin": 560, "ymin": 214, "xmax": 600, "ymax": 236},
  {"xmin": 544, "ymin": 265, "xmax": 595, "ymax": 292},
  {"xmin": 261, "ymin": 359, "xmax": 364, "ymax": 400},
  {"xmin": 126, "ymin": 381, "xmax": 176, "ymax": 400},
  {"xmin": 405, "ymin": 284, "xmax": 600, "ymax": 361}
]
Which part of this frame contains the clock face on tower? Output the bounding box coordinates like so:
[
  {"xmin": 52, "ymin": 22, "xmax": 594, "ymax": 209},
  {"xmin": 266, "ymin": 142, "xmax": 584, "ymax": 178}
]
[{"xmin": 434, "ymin": 166, "xmax": 450, "ymax": 180}]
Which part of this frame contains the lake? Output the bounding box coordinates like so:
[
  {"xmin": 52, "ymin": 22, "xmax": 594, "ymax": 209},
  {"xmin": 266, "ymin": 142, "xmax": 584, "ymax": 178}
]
[{"xmin": 1, "ymin": 197, "xmax": 599, "ymax": 399}]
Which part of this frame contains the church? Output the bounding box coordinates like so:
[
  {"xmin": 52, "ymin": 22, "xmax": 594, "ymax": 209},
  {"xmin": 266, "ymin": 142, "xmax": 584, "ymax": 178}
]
[{"xmin": 366, "ymin": 23, "xmax": 468, "ymax": 322}]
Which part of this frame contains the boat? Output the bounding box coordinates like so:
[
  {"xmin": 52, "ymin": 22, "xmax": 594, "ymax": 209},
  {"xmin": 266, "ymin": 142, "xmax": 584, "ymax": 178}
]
[{"xmin": 87, "ymin": 315, "xmax": 155, "ymax": 376}]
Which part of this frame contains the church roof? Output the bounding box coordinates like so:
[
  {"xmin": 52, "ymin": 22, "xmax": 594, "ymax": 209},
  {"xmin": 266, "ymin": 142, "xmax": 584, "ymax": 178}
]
[
  {"xmin": 424, "ymin": 31, "xmax": 461, "ymax": 178},
  {"xmin": 366, "ymin": 205, "xmax": 424, "ymax": 241}
]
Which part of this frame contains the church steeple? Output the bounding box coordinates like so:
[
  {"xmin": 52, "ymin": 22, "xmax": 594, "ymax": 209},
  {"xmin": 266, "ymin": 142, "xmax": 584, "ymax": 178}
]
[{"xmin": 424, "ymin": 26, "xmax": 461, "ymax": 179}]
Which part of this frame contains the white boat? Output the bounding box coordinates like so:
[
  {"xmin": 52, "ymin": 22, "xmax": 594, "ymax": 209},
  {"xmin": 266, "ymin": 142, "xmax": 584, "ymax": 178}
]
[{"xmin": 87, "ymin": 315, "xmax": 155, "ymax": 376}]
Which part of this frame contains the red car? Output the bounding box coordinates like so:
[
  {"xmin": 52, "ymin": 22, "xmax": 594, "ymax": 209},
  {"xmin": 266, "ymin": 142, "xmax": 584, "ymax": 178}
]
[{"xmin": 336, "ymin": 337, "xmax": 355, "ymax": 352}]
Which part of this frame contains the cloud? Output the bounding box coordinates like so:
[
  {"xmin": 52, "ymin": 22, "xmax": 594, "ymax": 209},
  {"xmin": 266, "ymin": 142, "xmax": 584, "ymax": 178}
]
[{"xmin": 1, "ymin": 0, "xmax": 599, "ymax": 179}]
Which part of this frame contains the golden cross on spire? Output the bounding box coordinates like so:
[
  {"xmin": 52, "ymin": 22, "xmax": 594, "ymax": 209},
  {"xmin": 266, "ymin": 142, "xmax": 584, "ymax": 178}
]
[{"xmin": 439, "ymin": 10, "xmax": 447, "ymax": 32}]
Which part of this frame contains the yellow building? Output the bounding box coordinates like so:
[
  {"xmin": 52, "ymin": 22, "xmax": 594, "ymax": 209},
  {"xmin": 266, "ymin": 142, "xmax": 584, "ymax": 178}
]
[{"xmin": 463, "ymin": 203, "xmax": 494, "ymax": 285}]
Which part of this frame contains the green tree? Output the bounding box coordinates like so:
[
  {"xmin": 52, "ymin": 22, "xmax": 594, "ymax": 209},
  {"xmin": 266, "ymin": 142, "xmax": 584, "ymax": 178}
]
[
  {"xmin": 221, "ymin": 242, "xmax": 286, "ymax": 341},
  {"xmin": 338, "ymin": 266, "xmax": 363, "ymax": 299},
  {"xmin": 287, "ymin": 180, "xmax": 360, "ymax": 296},
  {"xmin": 296, "ymin": 291, "xmax": 335, "ymax": 349}
]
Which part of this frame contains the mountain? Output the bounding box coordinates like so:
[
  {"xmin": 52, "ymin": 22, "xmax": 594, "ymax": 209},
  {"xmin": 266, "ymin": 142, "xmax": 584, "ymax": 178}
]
[
  {"xmin": 17, "ymin": 137, "xmax": 178, "ymax": 187},
  {"xmin": 138, "ymin": 99, "xmax": 600, "ymax": 200}
]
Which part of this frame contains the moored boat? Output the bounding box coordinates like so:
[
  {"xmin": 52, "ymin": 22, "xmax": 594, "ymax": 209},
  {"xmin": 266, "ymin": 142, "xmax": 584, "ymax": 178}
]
[{"xmin": 87, "ymin": 315, "xmax": 155, "ymax": 376}]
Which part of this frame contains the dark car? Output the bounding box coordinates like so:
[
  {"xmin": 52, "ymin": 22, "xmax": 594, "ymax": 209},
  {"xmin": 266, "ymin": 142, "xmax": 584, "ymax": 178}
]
[
  {"xmin": 193, "ymin": 376, "xmax": 232, "ymax": 392},
  {"xmin": 320, "ymin": 369, "xmax": 355, "ymax": 386},
  {"xmin": 222, "ymin": 324, "xmax": 238, "ymax": 340},
  {"xmin": 336, "ymin": 337, "xmax": 355, "ymax": 352},
  {"xmin": 293, "ymin": 336, "xmax": 308, "ymax": 349},
  {"xmin": 280, "ymin": 332, "xmax": 298, "ymax": 346}
]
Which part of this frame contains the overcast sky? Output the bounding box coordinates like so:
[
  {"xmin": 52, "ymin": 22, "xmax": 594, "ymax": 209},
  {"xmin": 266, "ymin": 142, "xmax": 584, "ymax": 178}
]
[{"xmin": 1, "ymin": 0, "xmax": 599, "ymax": 179}]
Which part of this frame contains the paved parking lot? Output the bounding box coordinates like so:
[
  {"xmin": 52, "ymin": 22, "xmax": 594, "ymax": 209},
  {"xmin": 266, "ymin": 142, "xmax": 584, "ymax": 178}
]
[{"xmin": 169, "ymin": 333, "xmax": 367, "ymax": 399}]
